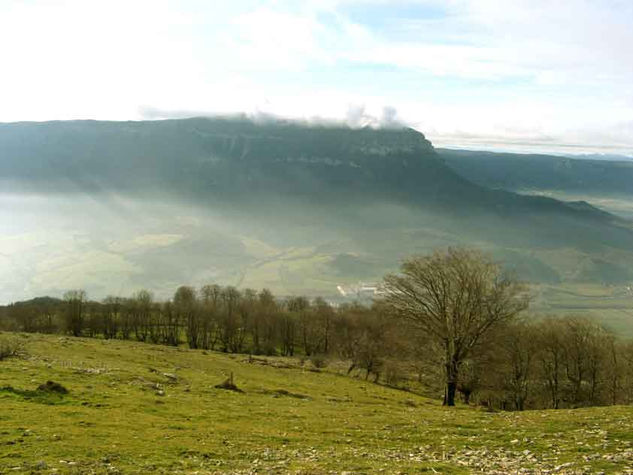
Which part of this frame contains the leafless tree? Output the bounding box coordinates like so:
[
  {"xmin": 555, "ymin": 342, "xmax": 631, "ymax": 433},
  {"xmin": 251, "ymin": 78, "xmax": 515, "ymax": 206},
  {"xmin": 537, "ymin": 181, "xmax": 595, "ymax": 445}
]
[
  {"xmin": 130, "ymin": 290, "xmax": 154, "ymax": 342},
  {"xmin": 536, "ymin": 317, "xmax": 565, "ymax": 409},
  {"xmin": 219, "ymin": 286, "xmax": 241, "ymax": 352},
  {"xmin": 381, "ymin": 248, "xmax": 528, "ymax": 406},
  {"xmin": 499, "ymin": 322, "xmax": 539, "ymax": 410},
  {"xmin": 63, "ymin": 289, "xmax": 87, "ymax": 337},
  {"xmin": 200, "ymin": 284, "xmax": 222, "ymax": 350},
  {"xmin": 174, "ymin": 286, "xmax": 199, "ymax": 348}
]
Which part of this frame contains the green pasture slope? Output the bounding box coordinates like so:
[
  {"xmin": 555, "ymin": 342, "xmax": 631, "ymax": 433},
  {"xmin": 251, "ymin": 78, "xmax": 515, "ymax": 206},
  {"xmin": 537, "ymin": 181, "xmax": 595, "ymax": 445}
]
[{"xmin": 1, "ymin": 333, "xmax": 632, "ymax": 474}]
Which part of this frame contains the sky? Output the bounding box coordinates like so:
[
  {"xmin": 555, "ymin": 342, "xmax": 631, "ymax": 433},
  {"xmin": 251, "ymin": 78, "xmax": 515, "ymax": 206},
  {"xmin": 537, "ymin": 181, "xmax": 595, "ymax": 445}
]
[{"xmin": 1, "ymin": 0, "xmax": 632, "ymax": 155}]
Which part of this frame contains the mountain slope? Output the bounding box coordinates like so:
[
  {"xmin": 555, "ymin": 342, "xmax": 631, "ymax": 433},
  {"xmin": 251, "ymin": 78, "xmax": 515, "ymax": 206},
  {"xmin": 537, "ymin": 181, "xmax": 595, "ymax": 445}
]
[
  {"xmin": 1, "ymin": 118, "xmax": 629, "ymax": 235},
  {"xmin": 1, "ymin": 333, "xmax": 633, "ymax": 473}
]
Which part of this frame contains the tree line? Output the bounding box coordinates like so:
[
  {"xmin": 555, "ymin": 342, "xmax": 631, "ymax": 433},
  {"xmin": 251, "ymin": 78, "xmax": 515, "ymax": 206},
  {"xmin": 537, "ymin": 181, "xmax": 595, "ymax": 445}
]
[{"xmin": 1, "ymin": 248, "xmax": 632, "ymax": 410}]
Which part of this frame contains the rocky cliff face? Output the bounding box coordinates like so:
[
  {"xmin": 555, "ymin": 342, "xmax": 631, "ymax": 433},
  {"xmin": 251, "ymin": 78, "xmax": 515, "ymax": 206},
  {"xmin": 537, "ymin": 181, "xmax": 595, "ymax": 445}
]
[
  {"xmin": 0, "ymin": 118, "xmax": 463, "ymax": 205},
  {"xmin": 0, "ymin": 118, "xmax": 436, "ymax": 187},
  {"xmin": 185, "ymin": 120, "xmax": 436, "ymax": 161},
  {"xmin": 1, "ymin": 116, "xmax": 632, "ymax": 248}
]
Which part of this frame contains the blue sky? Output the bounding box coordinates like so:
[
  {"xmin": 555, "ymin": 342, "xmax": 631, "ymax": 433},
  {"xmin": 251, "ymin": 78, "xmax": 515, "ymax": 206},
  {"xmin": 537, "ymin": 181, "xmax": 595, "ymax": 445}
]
[{"xmin": 1, "ymin": 0, "xmax": 632, "ymax": 155}]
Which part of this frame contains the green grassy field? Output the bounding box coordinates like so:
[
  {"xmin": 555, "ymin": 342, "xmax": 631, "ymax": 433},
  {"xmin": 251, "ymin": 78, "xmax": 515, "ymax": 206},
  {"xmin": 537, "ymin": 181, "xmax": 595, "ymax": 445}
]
[
  {"xmin": 530, "ymin": 283, "xmax": 633, "ymax": 336},
  {"xmin": 1, "ymin": 333, "xmax": 633, "ymax": 474}
]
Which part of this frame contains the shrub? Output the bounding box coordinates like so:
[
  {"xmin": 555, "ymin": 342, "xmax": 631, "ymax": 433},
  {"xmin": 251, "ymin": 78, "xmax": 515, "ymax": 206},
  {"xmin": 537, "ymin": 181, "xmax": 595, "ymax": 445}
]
[
  {"xmin": 37, "ymin": 381, "xmax": 69, "ymax": 394},
  {"xmin": 310, "ymin": 354, "xmax": 328, "ymax": 369},
  {"xmin": 0, "ymin": 336, "xmax": 23, "ymax": 361},
  {"xmin": 384, "ymin": 361, "xmax": 405, "ymax": 387}
]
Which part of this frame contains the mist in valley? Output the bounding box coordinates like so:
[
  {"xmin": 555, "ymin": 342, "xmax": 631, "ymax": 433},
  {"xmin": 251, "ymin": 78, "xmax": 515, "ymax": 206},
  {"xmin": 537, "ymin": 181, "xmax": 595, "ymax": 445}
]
[
  {"xmin": 2, "ymin": 118, "xmax": 633, "ymax": 308},
  {"xmin": 0, "ymin": 186, "xmax": 457, "ymax": 303}
]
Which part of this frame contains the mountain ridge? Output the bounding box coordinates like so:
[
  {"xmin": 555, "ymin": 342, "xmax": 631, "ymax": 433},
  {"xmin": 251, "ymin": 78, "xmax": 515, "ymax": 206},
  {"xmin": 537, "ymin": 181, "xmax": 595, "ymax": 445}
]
[
  {"xmin": 0, "ymin": 117, "xmax": 624, "ymax": 222},
  {"xmin": 439, "ymin": 147, "xmax": 633, "ymax": 196},
  {"xmin": 1, "ymin": 117, "xmax": 633, "ymax": 303}
]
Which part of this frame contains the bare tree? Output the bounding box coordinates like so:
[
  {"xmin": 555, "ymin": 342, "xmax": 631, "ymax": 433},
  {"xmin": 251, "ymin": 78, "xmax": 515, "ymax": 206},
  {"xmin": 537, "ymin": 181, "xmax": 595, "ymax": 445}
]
[
  {"xmin": 219, "ymin": 286, "xmax": 241, "ymax": 352},
  {"xmin": 381, "ymin": 248, "xmax": 528, "ymax": 406},
  {"xmin": 131, "ymin": 290, "xmax": 154, "ymax": 342},
  {"xmin": 63, "ymin": 289, "xmax": 87, "ymax": 337},
  {"xmin": 279, "ymin": 307, "xmax": 297, "ymax": 357},
  {"xmin": 200, "ymin": 284, "xmax": 222, "ymax": 350},
  {"xmin": 102, "ymin": 296, "xmax": 122, "ymax": 339},
  {"xmin": 605, "ymin": 334, "xmax": 622, "ymax": 406},
  {"xmin": 288, "ymin": 296, "xmax": 320, "ymax": 356},
  {"xmin": 456, "ymin": 358, "xmax": 481, "ymax": 405},
  {"xmin": 314, "ymin": 297, "xmax": 334, "ymax": 354},
  {"xmin": 8, "ymin": 304, "xmax": 36, "ymax": 333},
  {"xmin": 560, "ymin": 317, "xmax": 611, "ymax": 407},
  {"xmin": 252, "ymin": 288, "xmax": 278, "ymax": 355},
  {"xmin": 160, "ymin": 300, "xmax": 180, "ymax": 346},
  {"xmin": 536, "ymin": 318, "xmax": 565, "ymax": 409},
  {"xmin": 622, "ymin": 341, "xmax": 633, "ymax": 404},
  {"xmin": 499, "ymin": 322, "xmax": 538, "ymax": 410},
  {"xmin": 174, "ymin": 286, "xmax": 199, "ymax": 348}
]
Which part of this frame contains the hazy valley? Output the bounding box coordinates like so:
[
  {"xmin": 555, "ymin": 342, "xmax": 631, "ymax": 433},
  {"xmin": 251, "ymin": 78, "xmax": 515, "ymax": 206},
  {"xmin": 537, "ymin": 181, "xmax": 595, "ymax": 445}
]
[{"xmin": 2, "ymin": 117, "xmax": 633, "ymax": 333}]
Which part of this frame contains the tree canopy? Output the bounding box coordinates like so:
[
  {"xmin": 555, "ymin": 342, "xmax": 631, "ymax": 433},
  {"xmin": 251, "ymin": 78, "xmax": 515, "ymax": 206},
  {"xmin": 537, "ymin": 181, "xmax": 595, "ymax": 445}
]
[{"xmin": 381, "ymin": 248, "xmax": 529, "ymax": 406}]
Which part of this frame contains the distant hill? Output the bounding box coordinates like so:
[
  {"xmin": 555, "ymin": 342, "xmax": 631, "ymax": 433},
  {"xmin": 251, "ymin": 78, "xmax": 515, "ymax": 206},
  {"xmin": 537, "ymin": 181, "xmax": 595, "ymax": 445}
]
[
  {"xmin": 567, "ymin": 153, "xmax": 633, "ymax": 162},
  {"xmin": 439, "ymin": 148, "xmax": 633, "ymax": 196},
  {"xmin": 1, "ymin": 118, "xmax": 633, "ymax": 301}
]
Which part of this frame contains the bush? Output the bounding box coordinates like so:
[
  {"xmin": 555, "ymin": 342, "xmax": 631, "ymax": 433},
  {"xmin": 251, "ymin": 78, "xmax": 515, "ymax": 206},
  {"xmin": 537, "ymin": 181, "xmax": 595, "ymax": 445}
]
[
  {"xmin": 384, "ymin": 361, "xmax": 405, "ymax": 387},
  {"xmin": 0, "ymin": 336, "xmax": 23, "ymax": 361},
  {"xmin": 310, "ymin": 354, "xmax": 328, "ymax": 369},
  {"xmin": 37, "ymin": 381, "xmax": 69, "ymax": 394}
]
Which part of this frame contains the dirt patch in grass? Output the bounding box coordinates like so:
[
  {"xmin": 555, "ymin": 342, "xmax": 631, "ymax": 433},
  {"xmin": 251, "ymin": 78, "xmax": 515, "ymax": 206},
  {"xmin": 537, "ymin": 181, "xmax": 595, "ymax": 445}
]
[
  {"xmin": 262, "ymin": 388, "xmax": 312, "ymax": 400},
  {"xmin": 214, "ymin": 373, "xmax": 243, "ymax": 393}
]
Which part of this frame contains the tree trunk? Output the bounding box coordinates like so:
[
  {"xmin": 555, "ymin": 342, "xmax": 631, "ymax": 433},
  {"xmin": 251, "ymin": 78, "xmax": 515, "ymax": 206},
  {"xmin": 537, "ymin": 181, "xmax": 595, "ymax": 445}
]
[
  {"xmin": 444, "ymin": 357, "xmax": 459, "ymax": 407},
  {"xmin": 551, "ymin": 378, "xmax": 559, "ymax": 409},
  {"xmin": 463, "ymin": 390, "xmax": 471, "ymax": 405},
  {"xmin": 446, "ymin": 381, "xmax": 457, "ymax": 406},
  {"xmin": 516, "ymin": 396, "xmax": 524, "ymax": 411}
]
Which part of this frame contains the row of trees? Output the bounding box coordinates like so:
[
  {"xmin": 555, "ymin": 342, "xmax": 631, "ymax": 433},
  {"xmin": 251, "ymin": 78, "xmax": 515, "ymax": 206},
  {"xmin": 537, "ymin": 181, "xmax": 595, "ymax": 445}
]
[
  {"xmin": 380, "ymin": 249, "xmax": 633, "ymax": 408},
  {"xmin": 2, "ymin": 286, "xmax": 340, "ymax": 357},
  {"xmin": 2, "ymin": 248, "xmax": 632, "ymax": 410},
  {"xmin": 449, "ymin": 317, "xmax": 633, "ymax": 410}
]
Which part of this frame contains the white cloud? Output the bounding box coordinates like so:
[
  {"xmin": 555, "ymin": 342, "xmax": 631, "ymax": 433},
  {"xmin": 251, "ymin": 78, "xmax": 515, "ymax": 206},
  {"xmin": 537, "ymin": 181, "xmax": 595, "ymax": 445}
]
[{"xmin": 0, "ymin": 0, "xmax": 632, "ymax": 154}]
